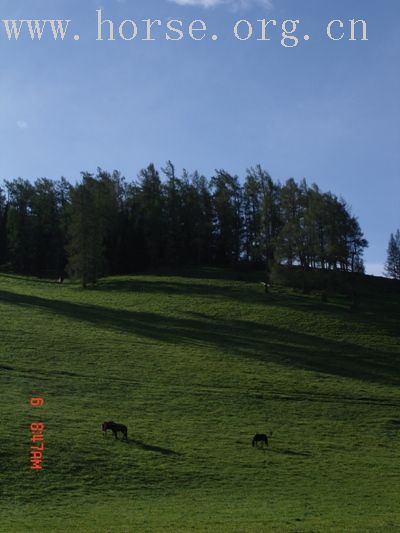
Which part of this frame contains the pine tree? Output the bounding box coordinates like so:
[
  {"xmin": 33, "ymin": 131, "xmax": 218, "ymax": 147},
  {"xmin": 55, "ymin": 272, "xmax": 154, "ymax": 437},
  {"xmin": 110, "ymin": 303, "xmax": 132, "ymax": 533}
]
[
  {"xmin": 385, "ymin": 230, "xmax": 400, "ymax": 280},
  {"xmin": 5, "ymin": 179, "xmax": 36, "ymax": 274},
  {"xmin": 162, "ymin": 161, "xmax": 183, "ymax": 265},
  {"xmin": 211, "ymin": 171, "xmax": 243, "ymax": 265},
  {"xmin": 137, "ymin": 164, "xmax": 165, "ymax": 268},
  {"xmin": 0, "ymin": 186, "xmax": 7, "ymax": 266},
  {"xmin": 31, "ymin": 178, "xmax": 66, "ymax": 277},
  {"xmin": 66, "ymin": 174, "xmax": 106, "ymax": 288}
]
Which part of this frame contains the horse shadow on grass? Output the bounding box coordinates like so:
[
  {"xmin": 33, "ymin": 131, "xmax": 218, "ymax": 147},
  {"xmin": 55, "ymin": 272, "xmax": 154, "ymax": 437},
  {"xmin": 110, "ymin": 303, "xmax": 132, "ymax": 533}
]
[
  {"xmin": 126, "ymin": 438, "xmax": 182, "ymax": 457},
  {"xmin": 251, "ymin": 445, "xmax": 311, "ymax": 457},
  {"xmin": 271, "ymin": 448, "xmax": 311, "ymax": 457},
  {"xmin": 252, "ymin": 446, "xmax": 311, "ymax": 457}
]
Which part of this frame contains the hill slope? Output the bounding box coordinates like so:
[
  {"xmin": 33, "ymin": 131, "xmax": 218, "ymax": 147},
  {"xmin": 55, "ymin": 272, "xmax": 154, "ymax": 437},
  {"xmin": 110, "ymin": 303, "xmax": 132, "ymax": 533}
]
[{"xmin": 1, "ymin": 270, "xmax": 399, "ymax": 532}]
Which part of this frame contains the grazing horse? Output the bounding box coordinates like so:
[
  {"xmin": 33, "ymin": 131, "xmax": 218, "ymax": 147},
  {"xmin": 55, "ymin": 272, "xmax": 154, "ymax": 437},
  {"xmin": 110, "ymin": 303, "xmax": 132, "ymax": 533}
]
[
  {"xmin": 252, "ymin": 433, "xmax": 270, "ymax": 448},
  {"xmin": 102, "ymin": 421, "xmax": 128, "ymax": 440}
]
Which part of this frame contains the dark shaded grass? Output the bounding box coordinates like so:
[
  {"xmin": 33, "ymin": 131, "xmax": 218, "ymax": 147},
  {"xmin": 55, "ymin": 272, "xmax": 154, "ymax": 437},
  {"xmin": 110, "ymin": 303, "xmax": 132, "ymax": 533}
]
[
  {"xmin": 1, "ymin": 271, "xmax": 400, "ymax": 532},
  {"xmin": 0, "ymin": 287, "xmax": 399, "ymax": 385}
]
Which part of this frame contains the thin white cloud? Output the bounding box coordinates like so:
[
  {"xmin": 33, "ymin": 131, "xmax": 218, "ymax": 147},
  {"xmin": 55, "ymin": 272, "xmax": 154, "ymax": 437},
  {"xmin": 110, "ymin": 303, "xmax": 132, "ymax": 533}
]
[
  {"xmin": 17, "ymin": 120, "xmax": 28, "ymax": 130},
  {"xmin": 169, "ymin": 0, "xmax": 273, "ymax": 9}
]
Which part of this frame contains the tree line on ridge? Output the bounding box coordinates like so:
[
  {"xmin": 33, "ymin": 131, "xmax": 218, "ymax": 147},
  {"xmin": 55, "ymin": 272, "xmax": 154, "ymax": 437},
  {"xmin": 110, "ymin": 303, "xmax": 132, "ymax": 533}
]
[{"xmin": 0, "ymin": 162, "xmax": 368, "ymax": 287}]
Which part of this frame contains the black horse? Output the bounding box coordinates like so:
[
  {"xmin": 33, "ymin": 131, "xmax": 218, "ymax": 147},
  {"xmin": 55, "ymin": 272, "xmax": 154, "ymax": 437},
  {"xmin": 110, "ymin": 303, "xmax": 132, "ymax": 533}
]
[
  {"xmin": 252, "ymin": 433, "xmax": 270, "ymax": 448},
  {"xmin": 102, "ymin": 421, "xmax": 128, "ymax": 440}
]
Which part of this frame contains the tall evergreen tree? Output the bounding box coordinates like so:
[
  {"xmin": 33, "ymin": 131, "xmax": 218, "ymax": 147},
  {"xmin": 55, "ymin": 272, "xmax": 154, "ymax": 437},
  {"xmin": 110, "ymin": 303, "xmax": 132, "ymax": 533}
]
[
  {"xmin": 5, "ymin": 179, "xmax": 36, "ymax": 274},
  {"xmin": 162, "ymin": 161, "xmax": 183, "ymax": 265},
  {"xmin": 211, "ymin": 170, "xmax": 243, "ymax": 265},
  {"xmin": 171, "ymin": 167, "xmax": 215, "ymax": 267},
  {"xmin": 243, "ymin": 169, "xmax": 264, "ymax": 264},
  {"xmin": 136, "ymin": 164, "xmax": 165, "ymax": 268},
  {"xmin": 95, "ymin": 169, "xmax": 126, "ymax": 275},
  {"xmin": 66, "ymin": 173, "xmax": 106, "ymax": 287},
  {"xmin": 31, "ymin": 178, "xmax": 66, "ymax": 277},
  {"xmin": 0, "ymin": 187, "xmax": 7, "ymax": 266},
  {"xmin": 276, "ymin": 178, "xmax": 303, "ymax": 267},
  {"xmin": 385, "ymin": 230, "xmax": 400, "ymax": 280}
]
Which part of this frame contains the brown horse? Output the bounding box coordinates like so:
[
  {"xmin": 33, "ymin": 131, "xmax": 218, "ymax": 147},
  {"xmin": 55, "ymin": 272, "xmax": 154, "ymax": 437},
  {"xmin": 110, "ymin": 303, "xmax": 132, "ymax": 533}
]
[{"xmin": 102, "ymin": 421, "xmax": 128, "ymax": 440}]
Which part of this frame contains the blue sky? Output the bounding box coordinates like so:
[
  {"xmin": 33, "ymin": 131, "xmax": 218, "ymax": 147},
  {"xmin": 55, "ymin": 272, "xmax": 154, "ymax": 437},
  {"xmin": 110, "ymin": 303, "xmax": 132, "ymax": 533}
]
[{"xmin": 0, "ymin": 0, "xmax": 399, "ymax": 275}]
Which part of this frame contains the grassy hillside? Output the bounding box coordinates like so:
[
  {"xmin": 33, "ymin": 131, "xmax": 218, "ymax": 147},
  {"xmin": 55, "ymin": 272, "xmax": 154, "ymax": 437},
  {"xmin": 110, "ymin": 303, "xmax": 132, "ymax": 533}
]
[{"xmin": 1, "ymin": 269, "xmax": 399, "ymax": 532}]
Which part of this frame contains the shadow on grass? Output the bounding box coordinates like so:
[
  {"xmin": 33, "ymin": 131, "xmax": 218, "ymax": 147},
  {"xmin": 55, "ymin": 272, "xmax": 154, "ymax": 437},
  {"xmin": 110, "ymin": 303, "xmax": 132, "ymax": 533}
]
[
  {"xmin": 271, "ymin": 448, "xmax": 311, "ymax": 457},
  {"xmin": 0, "ymin": 288, "xmax": 399, "ymax": 386},
  {"xmin": 120, "ymin": 267, "xmax": 264, "ymax": 283},
  {"xmin": 95, "ymin": 276, "xmax": 400, "ymax": 338},
  {"xmin": 252, "ymin": 446, "xmax": 311, "ymax": 457},
  {"xmin": 0, "ymin": 272, "xmax": 58, "ymax": 284},
  {"xmin": 127, "ymin": 438, "xmax": 182, "ymax": 456},
  {"xmin": 97, "ymin": 277, "xmax": 258, "ymax": 304}
]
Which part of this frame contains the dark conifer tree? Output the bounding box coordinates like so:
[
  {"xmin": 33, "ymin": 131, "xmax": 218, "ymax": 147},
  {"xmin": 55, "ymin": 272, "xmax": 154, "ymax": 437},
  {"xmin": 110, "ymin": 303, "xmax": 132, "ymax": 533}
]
[
  {"xmin": 66, "ymin": 173, "xmax": 106, "ymax": 287},
  {"xmin": 243, "ymin": 169, "xmax": 264, "ymax": 264},
  {"xmin": 385, "ymin": 230, "xmax": 400, "ymax": 280},
  {"xmin": 276, "ymin": 178, "xmax": 302, "ymax": 267},
  {"xmin": 0, "ymin": 187, "xmax": 8, "ymax": 266},
  {"xmin": 136, "ymin": 164, "xmax": 165, "ymax": 268},
  {"xmin": 162, "ymin": 161, "xmax": 183, "ymax": 266},
  {"xmin": 31, "ymin": 178, "xmax": 66, "ymax": 277},
  {"xmin": 211, "ymin": 170, "xmax": 243, "ymax": 265},
  {"xmin": 5, "ymin": 179, "xmax": 36, "ymax": 274},
  {"xmin": 190, "ymin": 171, "xmax": 214, "ymax": 265}
]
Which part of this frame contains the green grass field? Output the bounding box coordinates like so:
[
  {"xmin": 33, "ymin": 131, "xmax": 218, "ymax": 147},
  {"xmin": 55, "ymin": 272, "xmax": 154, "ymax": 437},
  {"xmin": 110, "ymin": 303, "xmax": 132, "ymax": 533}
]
[{"xmin": 1, "ymin": 270, "xmax": 399, "ymax": 532}]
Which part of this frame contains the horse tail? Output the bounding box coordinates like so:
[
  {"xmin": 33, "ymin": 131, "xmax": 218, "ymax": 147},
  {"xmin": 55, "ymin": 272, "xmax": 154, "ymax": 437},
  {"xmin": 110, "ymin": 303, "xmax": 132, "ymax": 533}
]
[{"xmin": 252, "ymin": 438, "xmax": 255, "ymax": 447}]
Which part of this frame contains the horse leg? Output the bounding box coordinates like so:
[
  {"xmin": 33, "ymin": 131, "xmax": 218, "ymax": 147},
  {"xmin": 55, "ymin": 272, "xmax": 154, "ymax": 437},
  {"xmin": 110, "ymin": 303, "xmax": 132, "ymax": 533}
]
[{"xmin": 113, "ymin": 430, "xmax": 118, "ymax": 440}]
